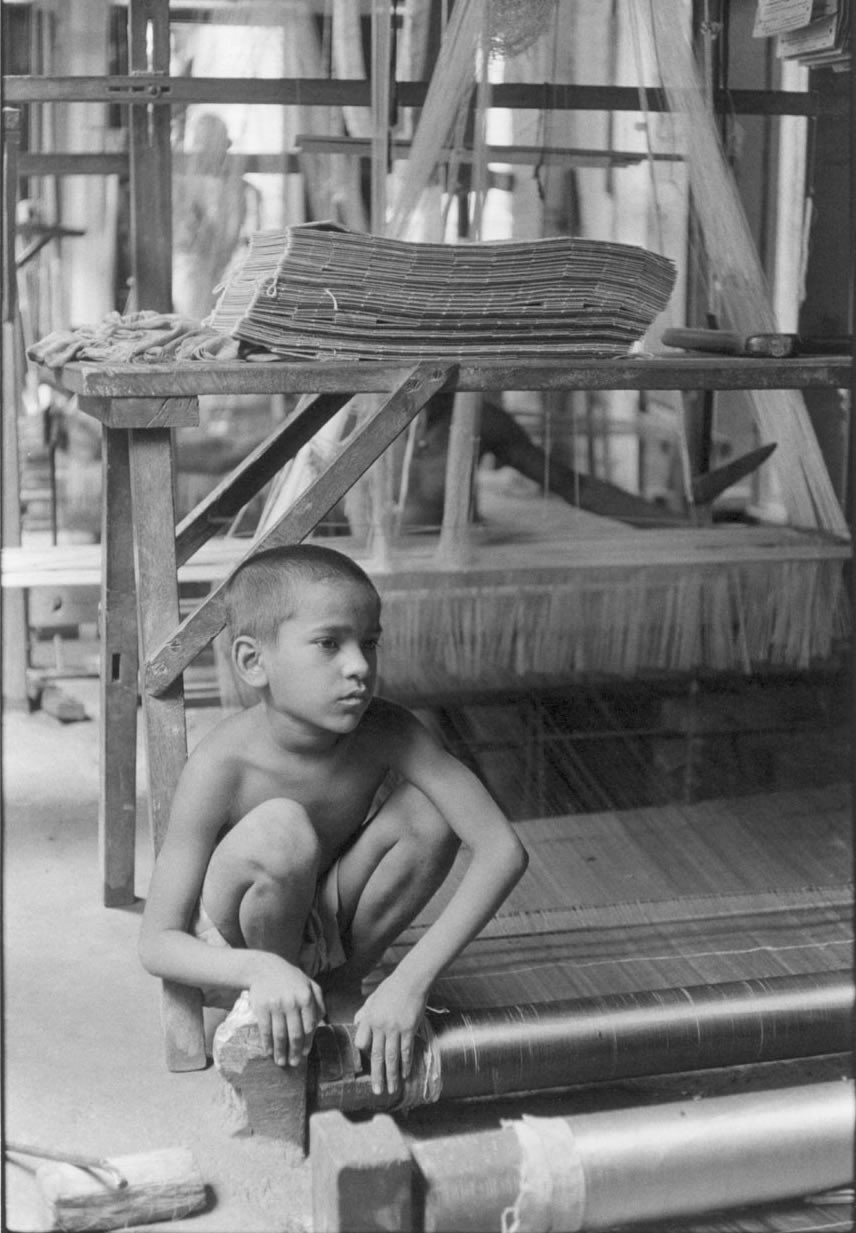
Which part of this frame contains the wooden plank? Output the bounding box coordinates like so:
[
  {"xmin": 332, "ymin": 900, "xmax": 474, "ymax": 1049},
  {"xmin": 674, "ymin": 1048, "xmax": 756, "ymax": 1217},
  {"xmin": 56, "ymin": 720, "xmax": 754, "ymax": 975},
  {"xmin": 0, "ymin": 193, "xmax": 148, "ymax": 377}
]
[
  {"xmin": 4, "ymin": 76, "xmax": 846, "ymax": 117},
  {"xmin": 78, "ymin": 394, "xmax": 199, "ymax": 429},
  {"xmin": 127, "ymin": 428, "xmax": 187, "ymax": 846},
  {"xmin": 145, "ymin": 361, "xmax": 457, "ymax": 697},
  {"xmin": 296, "ymin": 133, "xmax": 682, "ymax": 167},
  {"xmin": 3, "ymin": 75, "xmax": 376, "ymax": 108},
  {"xmin": 4, "ymin": 520, "xmax": 850, "ymax": 592},
  {"xmin": 128, "ymin": 423, "xmax": 205, "ymax": 1071},
  {"xmin": 52, "ymin": 355, "xmax": 853, "ymax": 401},
  {"xmin": 2, "ymin": 536, "xmax": 248, "ymax": 587},
  {"xmin": 18, "ymin": 152, "xmax": 128, "ymax": 177},
  {"xmin": 99, "ymin": 430, "xmax": 139, "ymax": 907},
  {"xmin": 18, "ymin": 151, "xmax": 298, "ymax": 178},
  {"xmin": 175, "ymin": 391, "xmax": 352, "ymax": 566}
]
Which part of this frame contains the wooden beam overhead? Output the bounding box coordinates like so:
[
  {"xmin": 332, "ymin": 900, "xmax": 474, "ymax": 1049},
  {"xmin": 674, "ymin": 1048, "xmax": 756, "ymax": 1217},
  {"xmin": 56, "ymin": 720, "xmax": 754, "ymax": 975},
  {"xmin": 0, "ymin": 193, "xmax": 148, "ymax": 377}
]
[{"xmin": 2, "ymin": 76, "xmax": 847, "ymax": 118}]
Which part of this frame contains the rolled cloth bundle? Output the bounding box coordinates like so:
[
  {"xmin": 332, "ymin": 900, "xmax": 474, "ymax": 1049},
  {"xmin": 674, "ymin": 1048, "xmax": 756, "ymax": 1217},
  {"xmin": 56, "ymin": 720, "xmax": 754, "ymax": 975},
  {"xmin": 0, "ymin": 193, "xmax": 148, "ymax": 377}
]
[{"xmin": 313, "ymin": 970, "xmax": 853, "ymax": 1114}]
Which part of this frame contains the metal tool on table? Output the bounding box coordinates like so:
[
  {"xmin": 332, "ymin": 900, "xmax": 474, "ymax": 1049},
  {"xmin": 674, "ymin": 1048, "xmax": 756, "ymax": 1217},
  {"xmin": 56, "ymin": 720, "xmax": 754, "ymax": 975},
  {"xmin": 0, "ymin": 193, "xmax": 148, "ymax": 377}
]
[
  {"xmin": 662, "ymin": 326, "xmax": 853, "ymax": 358},
  {"xmin": 662, "ymin": 327, "xmax": 799, "ymax": 357}
]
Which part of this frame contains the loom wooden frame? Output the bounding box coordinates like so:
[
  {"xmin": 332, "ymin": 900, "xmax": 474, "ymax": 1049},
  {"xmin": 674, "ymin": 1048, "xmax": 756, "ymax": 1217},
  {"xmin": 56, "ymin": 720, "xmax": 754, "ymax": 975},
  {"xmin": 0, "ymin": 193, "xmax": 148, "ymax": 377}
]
[
  {"xmin": 213, "ymin": 970, "xmax": 853, "ymax": 1155},
  {"xmin": 37, "ymin": 350, "xmax": 851, "ymax": 1071}
]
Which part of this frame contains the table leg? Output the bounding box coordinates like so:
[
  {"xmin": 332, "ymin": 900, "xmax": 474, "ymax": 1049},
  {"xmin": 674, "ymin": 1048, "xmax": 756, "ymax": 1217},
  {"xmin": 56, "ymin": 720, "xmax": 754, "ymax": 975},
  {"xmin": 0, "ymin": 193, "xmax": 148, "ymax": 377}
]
[
  {"xmin": 129, "ymin": 426, "xmax": 206, "ymax": 1071},
  {"xmin": 99, "ymin": 428, "xmax": 138, "ymax": 907}
]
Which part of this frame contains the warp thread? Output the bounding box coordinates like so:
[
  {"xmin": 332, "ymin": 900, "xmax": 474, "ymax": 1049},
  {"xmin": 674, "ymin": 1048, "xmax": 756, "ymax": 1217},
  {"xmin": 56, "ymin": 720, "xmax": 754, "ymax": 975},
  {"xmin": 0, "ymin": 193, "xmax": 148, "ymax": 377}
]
[
  {"xmin": 500, "ymin": 1115, "xmax": 585, "ymax": 1233},
  {"xmin": 396, "ymin": 1012, "xmax": 443, "ymax": 1112}
]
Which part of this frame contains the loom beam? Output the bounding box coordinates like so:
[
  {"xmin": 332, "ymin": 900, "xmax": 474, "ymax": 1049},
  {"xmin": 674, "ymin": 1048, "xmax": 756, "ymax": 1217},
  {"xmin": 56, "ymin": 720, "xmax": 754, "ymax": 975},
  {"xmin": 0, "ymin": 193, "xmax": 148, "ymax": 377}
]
[
  {"xmin": 310, "ymin": 1080, "xmax": 855, "ymax": 1232},
  {"xmin": 213, "ymin": 971, "xmax": 852, "ymax": 1153},
  {"xmin": 314, "ymin": 969, "xmax": 853, "ymax": 1112}
]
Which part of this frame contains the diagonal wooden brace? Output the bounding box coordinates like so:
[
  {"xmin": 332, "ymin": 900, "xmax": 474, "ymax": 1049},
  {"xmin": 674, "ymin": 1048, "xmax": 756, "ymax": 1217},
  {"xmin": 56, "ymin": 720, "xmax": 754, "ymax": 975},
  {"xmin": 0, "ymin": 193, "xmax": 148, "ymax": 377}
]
[
  {"xmin": 144, "ymin": 361, "xmax": 458, "ymax": 697},
  {"xmin": 175, "ymin": 391, "xmax": 353, "ymax": 566}
]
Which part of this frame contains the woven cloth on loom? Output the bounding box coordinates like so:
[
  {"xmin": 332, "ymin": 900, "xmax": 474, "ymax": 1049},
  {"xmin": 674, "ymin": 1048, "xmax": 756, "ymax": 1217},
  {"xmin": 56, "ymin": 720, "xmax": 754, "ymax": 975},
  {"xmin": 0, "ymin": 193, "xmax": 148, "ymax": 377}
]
[
  {"xmin": 371, "ymin": 783, "xmax": 852, "ymax": 1009},
  {"xmin": 208, "ymin": 221, "xmax": 677, "ymax": 362}
]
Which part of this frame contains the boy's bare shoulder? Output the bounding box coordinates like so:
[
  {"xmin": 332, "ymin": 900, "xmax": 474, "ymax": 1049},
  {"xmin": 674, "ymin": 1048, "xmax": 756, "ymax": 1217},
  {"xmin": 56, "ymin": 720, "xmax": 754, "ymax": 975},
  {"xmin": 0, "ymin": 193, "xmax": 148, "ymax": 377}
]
[{"xmin": 187, "ymin": 703, "xmax": 262, "ymax": 766}]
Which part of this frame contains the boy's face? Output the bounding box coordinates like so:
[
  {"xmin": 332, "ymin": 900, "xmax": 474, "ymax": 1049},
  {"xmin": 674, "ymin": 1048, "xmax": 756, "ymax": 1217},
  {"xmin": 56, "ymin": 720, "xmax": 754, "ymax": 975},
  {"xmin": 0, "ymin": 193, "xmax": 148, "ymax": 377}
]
[{"xmin": 259, "ymin": 578, "xmax": 382, "ymax": 737}]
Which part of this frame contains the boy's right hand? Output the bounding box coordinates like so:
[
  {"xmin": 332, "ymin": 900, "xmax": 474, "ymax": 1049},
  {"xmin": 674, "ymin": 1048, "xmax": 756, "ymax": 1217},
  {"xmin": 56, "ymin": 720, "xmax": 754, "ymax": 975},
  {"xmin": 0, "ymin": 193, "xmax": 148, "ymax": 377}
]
[{"xmin": 247, "ymin": 954, "xmax": 326, "ymax": 1068}]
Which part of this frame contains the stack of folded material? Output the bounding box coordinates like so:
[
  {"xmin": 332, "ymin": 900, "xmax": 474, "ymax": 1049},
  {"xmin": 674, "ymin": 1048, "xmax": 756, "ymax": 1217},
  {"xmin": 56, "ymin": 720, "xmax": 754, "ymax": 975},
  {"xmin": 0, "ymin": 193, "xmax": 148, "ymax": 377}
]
[{"xmin": 209, "ymin": 222, "xmax": 676, "ymax": 362}]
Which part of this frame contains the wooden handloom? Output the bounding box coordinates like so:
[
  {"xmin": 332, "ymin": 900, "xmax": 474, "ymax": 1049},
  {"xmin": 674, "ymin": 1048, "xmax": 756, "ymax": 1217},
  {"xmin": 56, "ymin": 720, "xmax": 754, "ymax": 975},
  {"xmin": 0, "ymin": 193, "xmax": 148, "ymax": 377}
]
[
  {"xmin": 210, "ymin": 782, "xmax": 852, "ymax": 1157},
  {"xmin": 40, "ymin": 350, "xmax": 852, "ymax": 1073},
  {"xmin": 375, "ymin": 782, "xmax": 854, "ymax": 1006}
]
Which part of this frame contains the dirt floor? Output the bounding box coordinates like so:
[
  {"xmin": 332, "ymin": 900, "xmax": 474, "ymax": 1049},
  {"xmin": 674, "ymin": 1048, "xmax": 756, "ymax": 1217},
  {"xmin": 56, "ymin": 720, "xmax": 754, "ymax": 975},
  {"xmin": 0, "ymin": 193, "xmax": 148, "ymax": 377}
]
[
  {"xmin": 3, "ymin": 674, "xmax": 317, "ymax": 1233},
  {"xmin": 2, "ymin": 653, "xmax": 853, "ymax": 1232}
]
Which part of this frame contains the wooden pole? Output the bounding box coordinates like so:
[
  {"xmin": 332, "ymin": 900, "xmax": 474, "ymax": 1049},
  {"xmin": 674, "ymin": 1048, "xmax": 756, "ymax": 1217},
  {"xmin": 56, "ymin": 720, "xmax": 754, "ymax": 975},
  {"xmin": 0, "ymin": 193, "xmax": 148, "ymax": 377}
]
[
  {"xmin": 127, "ymin": 0, "xmax": 172, "ymax": 312},
  {"xmin": 2, "ymin": 106, "xmax": 29, "ymax": 709},
  {"xmin": 436, "ymin": 392, "xmax": 481, "ymax": 567},
  {"xmin": 367, "ymin": 0, "xmax": 395, "ymax": 568}
]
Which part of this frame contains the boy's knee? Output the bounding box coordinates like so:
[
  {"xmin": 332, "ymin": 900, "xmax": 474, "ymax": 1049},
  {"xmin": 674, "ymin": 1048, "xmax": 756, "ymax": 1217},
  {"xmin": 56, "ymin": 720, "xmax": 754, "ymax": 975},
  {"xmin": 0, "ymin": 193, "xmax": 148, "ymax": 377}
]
[{"xmin": 240, "ymin": 798, "xmax": 321, "ymax": 881}]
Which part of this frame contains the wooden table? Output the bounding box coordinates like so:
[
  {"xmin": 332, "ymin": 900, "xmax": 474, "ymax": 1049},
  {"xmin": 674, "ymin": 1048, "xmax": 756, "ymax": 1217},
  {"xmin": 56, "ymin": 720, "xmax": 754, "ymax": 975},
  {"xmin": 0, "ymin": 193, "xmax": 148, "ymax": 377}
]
[{"xmin": 46, "ymin": 352, "xmax": 851, "ymax": 1070}]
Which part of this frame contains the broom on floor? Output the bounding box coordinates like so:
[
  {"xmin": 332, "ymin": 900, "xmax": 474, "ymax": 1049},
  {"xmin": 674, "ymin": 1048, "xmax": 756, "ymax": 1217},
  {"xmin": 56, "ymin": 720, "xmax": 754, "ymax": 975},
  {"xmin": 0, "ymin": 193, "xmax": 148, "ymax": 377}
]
[{"xmin": 4, "ymin": 1141, "xmax": 206, "ymax": 1231}]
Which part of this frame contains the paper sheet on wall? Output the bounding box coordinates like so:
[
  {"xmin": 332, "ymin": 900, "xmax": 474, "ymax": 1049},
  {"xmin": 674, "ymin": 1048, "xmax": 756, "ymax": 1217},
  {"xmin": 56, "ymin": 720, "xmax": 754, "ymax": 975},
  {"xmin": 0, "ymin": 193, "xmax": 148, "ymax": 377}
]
[
  {"xmin": 775, "ymin": 0, "xmax": 850, "ymax": 64},
  {"xmin": 753, "ymin": 0, "xmax": 816, "ymax": 36}
]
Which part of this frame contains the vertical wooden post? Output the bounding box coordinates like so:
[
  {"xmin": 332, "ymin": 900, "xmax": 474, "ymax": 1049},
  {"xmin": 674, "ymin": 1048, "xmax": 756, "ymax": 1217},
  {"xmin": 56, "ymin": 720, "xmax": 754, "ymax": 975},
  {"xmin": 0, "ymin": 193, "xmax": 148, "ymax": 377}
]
[
  {"xmin": 97, "ymin": 420, "xmax": 139, "ymax": 906},
  {"xmin": 436, "ymin": 392, "xmax": 481, "ymax": 567},
  {"xmin": 371, "ymin": 0, "xmax": 392, "ymax": 235},
  {"xmin": 2, "ymin": 106, "xmax": 28, "ymax": 709},
  {"xmin": 129, "ymin": 425, "xmax": 205, "ymax": 1071},
  {"xmin": 127, "ymin": 0, "xmax": 172, "ymax": 312},
  {"xmin": 367, "ymin": 1, "xmax": 395, "ymax": 567}
]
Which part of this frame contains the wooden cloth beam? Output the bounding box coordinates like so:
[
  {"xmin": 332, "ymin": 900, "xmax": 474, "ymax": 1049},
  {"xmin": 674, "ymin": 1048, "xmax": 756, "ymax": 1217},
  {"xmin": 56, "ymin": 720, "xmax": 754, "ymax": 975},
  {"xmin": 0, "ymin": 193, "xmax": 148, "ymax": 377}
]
[
  {"xmin": 313, "ymin": 971, "xmax": 853, "ymax": 1116},
  {"xmin": 6, "ymin": 77, "xmax": 847, "ymax": 118},
  {"xmin": 311, "ymin": 1081, "xmax": 856, "ymax": 1232},
  {"xmin": 213, "ymin": 971, "xmax": 852, "ymax": 1149},
  {"xmin": 411, "ymin": 1080, "xmax": 856, "ymax": 1232}
]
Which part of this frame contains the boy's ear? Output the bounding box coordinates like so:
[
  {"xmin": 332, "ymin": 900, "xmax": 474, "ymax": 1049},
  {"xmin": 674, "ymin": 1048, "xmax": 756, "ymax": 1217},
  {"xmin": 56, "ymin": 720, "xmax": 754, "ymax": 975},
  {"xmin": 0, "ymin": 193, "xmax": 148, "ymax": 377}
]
[{"xmin": 232, "ymin": 634, "xmax": 267, "ymax": 688}]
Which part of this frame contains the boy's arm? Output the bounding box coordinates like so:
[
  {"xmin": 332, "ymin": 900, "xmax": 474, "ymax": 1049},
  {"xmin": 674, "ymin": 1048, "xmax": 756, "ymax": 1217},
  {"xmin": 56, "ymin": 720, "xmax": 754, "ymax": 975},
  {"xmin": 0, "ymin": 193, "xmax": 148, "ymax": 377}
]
[
  {"xmin": 353, "ymin": 707, "xmax": 528, "ymax": 1092},
  {"xmin": 139, "ymin": 744, "xmax": 325, "ymax": 1066}
]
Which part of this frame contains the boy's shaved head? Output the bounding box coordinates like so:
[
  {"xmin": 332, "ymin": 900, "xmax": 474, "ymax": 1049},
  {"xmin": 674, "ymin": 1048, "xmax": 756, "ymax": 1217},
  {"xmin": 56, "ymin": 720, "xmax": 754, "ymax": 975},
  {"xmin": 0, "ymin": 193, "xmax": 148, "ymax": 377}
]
[{"xmin": 225, "ymin": 543, "xmax": 380, "ymax": 644}]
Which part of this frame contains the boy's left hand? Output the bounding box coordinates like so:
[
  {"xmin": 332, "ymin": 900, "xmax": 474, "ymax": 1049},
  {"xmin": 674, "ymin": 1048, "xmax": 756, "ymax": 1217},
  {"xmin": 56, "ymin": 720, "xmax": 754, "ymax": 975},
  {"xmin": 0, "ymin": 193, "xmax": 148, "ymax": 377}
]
[{"xmin": 352, "ymin": 973, "xmax": 427, "ymax": 1096}]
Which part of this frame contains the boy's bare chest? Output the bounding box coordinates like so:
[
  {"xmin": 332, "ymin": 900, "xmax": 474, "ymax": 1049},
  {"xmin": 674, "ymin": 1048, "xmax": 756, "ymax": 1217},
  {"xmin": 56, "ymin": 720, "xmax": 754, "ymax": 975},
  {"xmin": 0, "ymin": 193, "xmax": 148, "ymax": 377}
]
[{"xmin": 231, "ymin": 742, "xmax": 383, "ymax": 840}]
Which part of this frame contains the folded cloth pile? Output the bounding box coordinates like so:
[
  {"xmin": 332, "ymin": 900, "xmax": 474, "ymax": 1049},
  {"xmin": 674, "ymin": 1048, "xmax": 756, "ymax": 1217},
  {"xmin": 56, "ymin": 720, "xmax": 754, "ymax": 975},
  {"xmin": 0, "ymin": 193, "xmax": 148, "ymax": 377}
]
[
  {"xmin": 27, "ymin": 310, "xmax": 240, "ymax": 368},
  {"xmin": 209, "ymin": 221, "xmax": 676, "ymax": 362}
]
